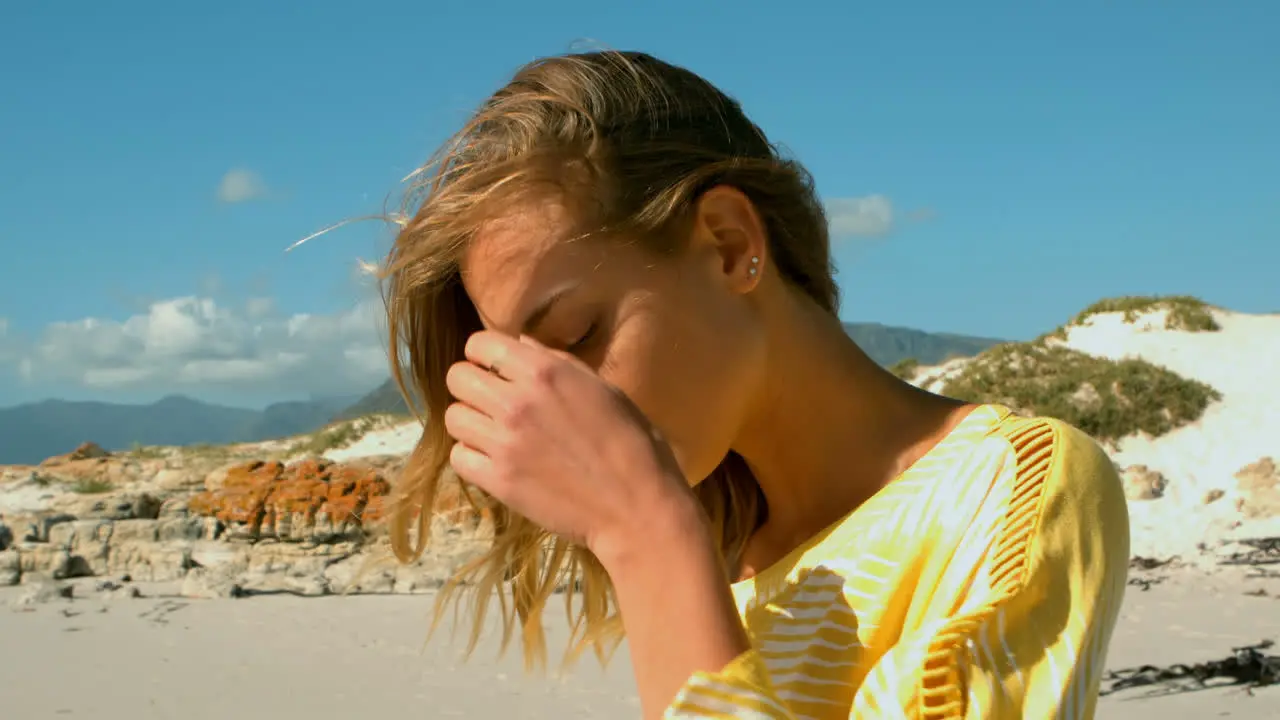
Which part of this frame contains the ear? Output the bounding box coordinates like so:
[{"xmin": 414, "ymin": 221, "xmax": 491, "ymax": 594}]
[{"xmin": 689, "ymin": 185, "xmax": 768, "ymax": 293}]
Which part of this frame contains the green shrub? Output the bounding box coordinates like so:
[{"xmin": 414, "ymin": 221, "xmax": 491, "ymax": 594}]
[
  {"xmin": 1047, "ymin": 295, "xmax": 1220, "ymax": 340},
  {"xmin": 185, "ymin": 443, "xmax": 230, "ymax": 459},
  {"xmin": 941, "ymin": 341, "xmax": 1221, "ymax": 443},
  {"xmin": 128, "ymin": 442, "xmax": 166, "ymax": 459},
  {"xmin": 889, "ymin": 357, "xmax": 921, "ymax": 381},
  {"xmin": 70, "ymin": 478, "xmax": 113, "ymax": 494}
]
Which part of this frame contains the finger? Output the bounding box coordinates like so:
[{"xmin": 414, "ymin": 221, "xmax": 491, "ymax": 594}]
[
  {"xmin": 443, "ymin": 402, "xmax": 500, "ymax": 452},
  {"xmin": 464, "ymin": 330, "xmax": 546, "ymax": 382},
  {"xmin": 521, "ymin": 333, "xmax": 597, "ymax": 375},
  {"xmin": 449, "ymin": 441, "xmax": 497, "ymax": 491},
  {"xmin": 445, "ymin": 361, "xmax": 508, "ymax": 417},
  {"xmin": 518, "ymin": 334, "xmax": 546, "ymax": 349}
]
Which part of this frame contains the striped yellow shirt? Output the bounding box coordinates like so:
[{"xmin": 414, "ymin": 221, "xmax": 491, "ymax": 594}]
[{"xmin": 666, "ymin": 404, "xmax": 1130, "ymax": 719}]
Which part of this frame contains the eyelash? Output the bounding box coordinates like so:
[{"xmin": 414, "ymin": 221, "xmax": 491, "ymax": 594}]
[{"xmin": 568, "ymin": 322, "xmax": 599, "ymax": 351}]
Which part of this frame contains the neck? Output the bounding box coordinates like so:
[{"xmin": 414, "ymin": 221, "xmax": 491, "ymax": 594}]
[{"xmin": 731, "ymin": 294, "xmax": 969, "ymax": 558}]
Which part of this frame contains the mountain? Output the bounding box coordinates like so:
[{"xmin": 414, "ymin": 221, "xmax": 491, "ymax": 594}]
[
  {"xmin": 336, "ymin": 322, "xmax": 1006, "ymax": 419},
  {"xmin": 840, "ymin": 322, "xmax": 1003, "ymax": 367},
  {"xmin": 244, "ymin": 397, "xmax": 368, "ymax": 439},
  {"xmin": 0, "ymin": 394, "xmax": 357, "ymax": 465},
  {"xmin": 332, "ymin": 381, "xmax": 416, "ymax": 422}
]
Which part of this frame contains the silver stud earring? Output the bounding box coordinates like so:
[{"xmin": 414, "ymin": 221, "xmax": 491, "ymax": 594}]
[{"xmin": 749, "ymin": 256, "xmax": 760, "ymax": 276}]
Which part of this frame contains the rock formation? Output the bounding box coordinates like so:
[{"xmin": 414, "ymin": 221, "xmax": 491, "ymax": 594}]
[
  {"xmin": 1235, "ymin": 456, "xmax": 1280, "ymax": 519},
  {"xmin": 0, "ymin": 442, "xmax": 490, "ymax": 600}
]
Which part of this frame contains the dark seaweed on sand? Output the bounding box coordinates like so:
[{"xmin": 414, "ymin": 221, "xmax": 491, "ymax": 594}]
[
  {"xmin": 1102, "ymin": 640, "xmax": 1280, "ymax": 696},
  {"xmin": 1219, "ymin": 537, "xmax": 1280, "ymax": 566}
]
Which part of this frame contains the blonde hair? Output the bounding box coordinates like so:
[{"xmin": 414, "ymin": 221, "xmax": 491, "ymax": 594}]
[{"xmin": 378, "ymin": 50, "xmax": 839, "ymax": 670}]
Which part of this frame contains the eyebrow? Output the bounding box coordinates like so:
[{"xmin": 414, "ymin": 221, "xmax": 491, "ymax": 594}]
[{"xmin": 520, "ymin": 281, "xmax": 583, "ymax": 335}]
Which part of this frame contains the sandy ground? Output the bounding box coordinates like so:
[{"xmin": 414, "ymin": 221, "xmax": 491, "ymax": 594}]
[
  {"xmin": 323, "ymin": 420, "xmax": 423, "ymax": 462},
  {"xmin": 2, "ymin": 568, "xmax": 1277, "ymax": 719}
]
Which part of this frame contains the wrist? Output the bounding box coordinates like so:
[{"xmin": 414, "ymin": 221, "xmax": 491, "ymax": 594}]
[
  {"xmin": 590, "ymin": 485, "xmax": 715, "ymax": 576},
  {"xmin": 594, "ymin": 477, "xmax": 751, "ymax": 720}
]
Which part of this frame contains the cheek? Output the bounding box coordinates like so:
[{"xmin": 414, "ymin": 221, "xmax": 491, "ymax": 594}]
[{"xmin": 599, "ymin": 301, "xmax": 758, "ymax": 484}]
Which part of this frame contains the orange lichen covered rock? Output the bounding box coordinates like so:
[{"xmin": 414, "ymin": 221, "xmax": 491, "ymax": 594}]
[
  {"xmin": 323, "ymin": 461, "xmax": 391, "ymax": 526},
  {"xmin": 177, "ymin": 454, "xmax": 496, "ymax": 546},
  {"xmin": 187, "ymin": 460, "xmax": 284, "ymax": 533},
  {"xmin": 361, "ymin": 494, "xmax": 388, "ymax": 523},
  {"xmin": 187, "ymin": 459, "xmax": 394, "ymax": 541},
  {"xmin": 433, "ymin": 477, "xmax": 491, "ymax": 530}
]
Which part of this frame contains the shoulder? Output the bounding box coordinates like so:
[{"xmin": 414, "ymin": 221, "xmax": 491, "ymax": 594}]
[
  {"xmin": 987, "ymin": 412, "xmax": 1128, "ymax": 524},
  {"xmin": 983, "ymin": 411, "xmax": 1130, "ymax": 597}
]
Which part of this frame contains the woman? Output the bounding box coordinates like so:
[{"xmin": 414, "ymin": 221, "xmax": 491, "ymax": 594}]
[{"xmin": 377, "ymin": 50, "xmax": 1130, "ymax": 719}]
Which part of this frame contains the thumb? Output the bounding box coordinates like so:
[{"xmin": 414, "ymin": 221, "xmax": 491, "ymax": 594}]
[{"xmin": 519, "ymin": 334, "xmax": 547, "ymax": 349}]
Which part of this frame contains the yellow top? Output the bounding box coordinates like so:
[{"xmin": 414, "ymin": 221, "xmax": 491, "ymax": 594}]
[{"xmin": 665, "ymin": 404, "xmax": 1131, "ymax": 720}]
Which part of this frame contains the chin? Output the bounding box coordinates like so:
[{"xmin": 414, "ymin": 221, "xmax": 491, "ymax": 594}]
[{"xmin": 675, "ymin": 448, "xmax": 734, "ymax": 489}]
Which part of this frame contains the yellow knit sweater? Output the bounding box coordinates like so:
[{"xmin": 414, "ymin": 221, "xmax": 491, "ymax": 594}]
[{"xmin": 666, "ymin": 404, "xmax": 1130, "ymax": 719}]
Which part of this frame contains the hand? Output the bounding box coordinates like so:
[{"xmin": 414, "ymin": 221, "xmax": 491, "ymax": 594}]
[{"xmin": 443, "ymin": 330, "xmax": 700, "ymax": 564}]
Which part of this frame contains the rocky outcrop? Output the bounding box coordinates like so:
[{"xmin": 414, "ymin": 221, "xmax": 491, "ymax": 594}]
[
  {"xmin": 0, "ymin": 444, "xmax": 490, "ymax": 600},
  {"xmin": 187, "ymin": 458, "xmax": 392, "ymax": 542},
  {"xmin": 1115, "ymin": 459, "xmax": 1280, "ymax": 518},
  {"xmin": 44, "ymin": 441, "xmax": 111, "ymax": 463},
  {"xmin": 1235, "ymin": 456, "xmax": 1280, "ymax": 519},
  {"xmin": 1121, "ymin": 464, "xmax": 1168, "ymax": 501}
]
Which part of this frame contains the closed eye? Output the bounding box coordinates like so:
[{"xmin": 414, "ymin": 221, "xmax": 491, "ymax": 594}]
[{"xmin": 567, "ymin": 321, "xmax": 599, "ymax": 352}]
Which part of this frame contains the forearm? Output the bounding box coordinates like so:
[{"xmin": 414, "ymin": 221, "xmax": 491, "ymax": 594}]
[{"xmin": 598, "ymin": 500, "xmax": 753, "ymax": 720}]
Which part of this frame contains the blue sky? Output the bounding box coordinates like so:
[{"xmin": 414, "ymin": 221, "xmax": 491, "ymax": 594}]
[{"xmin": 1, "ymin": 1, "xmax": 1276, "ymax": 408}]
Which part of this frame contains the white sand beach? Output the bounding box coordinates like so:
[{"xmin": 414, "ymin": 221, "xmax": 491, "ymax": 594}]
[{"xmin": 2, "ymin": 564, "xmax": 1277, "ymax": 719}]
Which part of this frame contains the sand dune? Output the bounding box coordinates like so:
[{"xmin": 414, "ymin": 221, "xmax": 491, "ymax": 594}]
[{"xmin": 1058, "ymin": 309, "xmax": 1280, "ymax": 562}]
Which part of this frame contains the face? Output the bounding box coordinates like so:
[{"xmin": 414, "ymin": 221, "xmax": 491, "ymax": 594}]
[{"xmin": 458, "ymin": 187, "xmax": 770, "ymax": 485}]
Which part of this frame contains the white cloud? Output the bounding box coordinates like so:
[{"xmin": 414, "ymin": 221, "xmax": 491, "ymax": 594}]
[
  {"xmin": 0, "ymin": 317, "xmax": 16, "ymax": 368},
  {"xmin": 826, "ymin": 194, "xmax": 895, "ymax": 238},
  {"xmin": 245, "ymin": 297, "xmax": 275, "ymax": 319},
  {"xmin": 11, "ymin": 296, "xmax": 391, "ymax": 398},
  {"xmin": 216, "ymin": 168, "xmax": 269, "ymax": 204}
]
